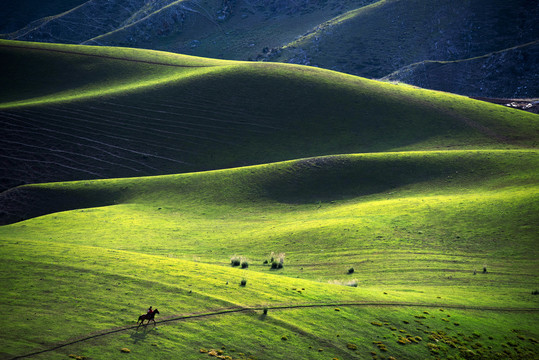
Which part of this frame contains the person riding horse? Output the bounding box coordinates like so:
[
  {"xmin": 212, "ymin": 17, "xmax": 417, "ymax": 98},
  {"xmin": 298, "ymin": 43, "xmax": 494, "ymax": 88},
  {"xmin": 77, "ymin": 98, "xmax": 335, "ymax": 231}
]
[{"xmin": 137, "ymin": 307, "xmax": 160, "ymax": 329}]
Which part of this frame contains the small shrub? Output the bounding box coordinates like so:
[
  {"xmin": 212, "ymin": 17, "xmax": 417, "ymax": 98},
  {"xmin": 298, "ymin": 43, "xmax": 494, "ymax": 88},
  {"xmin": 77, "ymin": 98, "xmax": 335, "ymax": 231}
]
[
  {"xmin": 371, "ymin": 321, "xmax": 383, "ymax": 326},
  {"xmin": 348, "ymin": 267, "xmax": 355, "ymax": 274},
  {"xmin": 240, "ymin": 278, "xmax": 247, "ymax": 287},
  {"xmin": 346, "ymin": 343, "xmax": 358, "ymax": 350},
  {"xmin": 120, "ymin": 348, "xmax": 131, "ymax": 353},
  {"xmin": 281, "ymin": 335, "xmax": 288, "ymax": 341},
  {"xmin": 263, "ymin": 307, "xmax": 268, "ymax": 315},
  {"xmin": 269, "ymin": 252, "xmax": 285, "ymax": 269},
  {"xmin": 532, "ymin": 290, "xmax": 539, "ymax": 295},
  {"xmin": 230, "ymin": 256, "xmax": 241, "ymax": 267},
  {"xmin": 241, "ymin": 261, "xmax": 249, "ymax": 269},
  {"xmin": 199, "ymin": 348, "xmax": 208, "ymax": 353}
]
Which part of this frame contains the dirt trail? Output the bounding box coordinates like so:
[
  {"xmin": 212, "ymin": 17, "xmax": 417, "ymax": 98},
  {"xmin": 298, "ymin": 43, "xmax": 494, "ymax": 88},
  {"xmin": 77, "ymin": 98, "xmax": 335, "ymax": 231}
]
[{"xmin": 10, "ymin": 301, "xmax": 539, "ymax": 359}]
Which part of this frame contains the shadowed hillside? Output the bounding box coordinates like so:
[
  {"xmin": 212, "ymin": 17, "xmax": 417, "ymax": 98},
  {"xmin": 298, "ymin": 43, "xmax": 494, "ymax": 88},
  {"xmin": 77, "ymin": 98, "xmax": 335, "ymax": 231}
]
[
  {"xmin": 2, "ymin": 150, "xmax": 537, "ymax": 224},
  {"xmin": 382, "ymin": 41, "xmax": 539, "ymax": 98},
  {"xmin": 0, "ymin": 0, "xmax": 86, "ymax": 33},
  {"xmin": 268, "ymin": 0, "xmax": 539, "ymax": 97},
  {"xmin": 1, "ymin": 40, "xmax": 537, "ymax": 198}
]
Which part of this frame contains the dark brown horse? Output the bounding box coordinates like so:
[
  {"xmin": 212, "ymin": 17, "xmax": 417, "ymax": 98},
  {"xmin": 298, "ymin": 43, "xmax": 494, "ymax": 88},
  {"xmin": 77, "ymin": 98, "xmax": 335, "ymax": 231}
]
[{"xmin": 137, "ymin": 308, "xmax": 159, "ymax": 329}]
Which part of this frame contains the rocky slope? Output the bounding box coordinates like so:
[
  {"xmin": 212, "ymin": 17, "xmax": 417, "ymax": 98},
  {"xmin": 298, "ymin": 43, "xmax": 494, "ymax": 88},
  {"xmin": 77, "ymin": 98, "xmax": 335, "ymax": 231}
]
[
  {"xmin": 382, "ymin": 41, "xmax": 539, "ymax": 99},
  {"xmin": 266, "ymin": 0, "xmax": 539, "ymax": 97}
]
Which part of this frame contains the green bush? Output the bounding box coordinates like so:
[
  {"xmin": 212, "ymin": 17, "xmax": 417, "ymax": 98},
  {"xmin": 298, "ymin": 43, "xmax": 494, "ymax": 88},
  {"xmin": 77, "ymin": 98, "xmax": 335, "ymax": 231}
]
[
  {"xmin": 231, "ymin": 256, "xmax": 241, "ymax": 267},
  {"xmin": 269, "ymin": 252, "xmax": 285, "ymax": 269}
]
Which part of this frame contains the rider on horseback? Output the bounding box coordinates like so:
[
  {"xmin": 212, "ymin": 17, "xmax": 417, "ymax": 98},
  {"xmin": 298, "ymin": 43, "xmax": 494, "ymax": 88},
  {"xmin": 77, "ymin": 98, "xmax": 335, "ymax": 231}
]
[{"xmin": 137, "ymin": 306, "xmax": 159, "ymax": 330}]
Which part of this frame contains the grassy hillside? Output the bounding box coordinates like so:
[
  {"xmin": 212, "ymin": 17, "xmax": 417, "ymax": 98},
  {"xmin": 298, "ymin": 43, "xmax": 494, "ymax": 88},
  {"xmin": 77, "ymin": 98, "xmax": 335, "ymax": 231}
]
[
  {"xmin": 1, "ymin": 39, "xmax": 537, "ymax": 198},
  {"xmin": 0, "ymin": 150, "xmax": 538, "ymax": 359}
]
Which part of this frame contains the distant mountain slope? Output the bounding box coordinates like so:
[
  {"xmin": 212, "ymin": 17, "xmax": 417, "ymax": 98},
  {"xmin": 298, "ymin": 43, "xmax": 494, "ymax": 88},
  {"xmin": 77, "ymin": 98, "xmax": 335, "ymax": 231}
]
[
  {"xmin": 4, "ymin": 0, "xmax": 538, "ymax": 98},
  {"xmin": 0, "ymin": 0, "xmax": 86, "ymax": 34},
  {"xmin": 1, "ymin": 40, "xmax": 537, "ymax": 196},
  {"xmin": 269, "ymin": 0, "xmax": 539, "ymax": 97},
  {"xmin": 381, "ymin": 41, "xmax": 539, "ymax": 98},
  {"xmin": 3, "ymin": 0, "xmax": 366, "ymax": 60}
]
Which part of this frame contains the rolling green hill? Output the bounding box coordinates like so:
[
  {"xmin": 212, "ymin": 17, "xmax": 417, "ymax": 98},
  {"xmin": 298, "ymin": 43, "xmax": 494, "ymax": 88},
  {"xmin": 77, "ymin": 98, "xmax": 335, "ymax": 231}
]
[
  {"xmin": 1, "ymin": 39, "xmax": 537, "ymax": 199},
  {"xmin": 0, "ymin": 40, "xmax": 538, "ymax": 359},
  {"xmin": 1, "ymin": 150, "xmax": 538, "ymax": 359}
]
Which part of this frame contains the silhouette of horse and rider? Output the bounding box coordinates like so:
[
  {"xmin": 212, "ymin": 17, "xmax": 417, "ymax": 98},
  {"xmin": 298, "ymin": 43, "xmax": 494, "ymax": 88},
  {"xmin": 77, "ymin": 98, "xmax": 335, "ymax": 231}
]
[{"xmin": 137, "ymin": 306, "xmax": 160, "ymax": 330}]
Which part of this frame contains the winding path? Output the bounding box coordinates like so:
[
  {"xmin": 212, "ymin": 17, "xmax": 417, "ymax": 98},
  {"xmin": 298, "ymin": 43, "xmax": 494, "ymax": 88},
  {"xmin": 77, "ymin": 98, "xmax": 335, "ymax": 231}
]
[{"xmin": 10, "ymin": 301, "xmax": 539, "ymax": 359}]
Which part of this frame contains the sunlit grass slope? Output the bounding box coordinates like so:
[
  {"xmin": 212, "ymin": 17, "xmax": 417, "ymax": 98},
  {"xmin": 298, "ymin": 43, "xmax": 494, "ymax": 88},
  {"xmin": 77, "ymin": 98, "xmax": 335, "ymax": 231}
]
[
  {"xmin": 0, "ymin": 150, "xmax": 538, "ymax": 359},
  {"xmin": 1, "ymin": 39, "xmax": 537, "ymax": 196}
]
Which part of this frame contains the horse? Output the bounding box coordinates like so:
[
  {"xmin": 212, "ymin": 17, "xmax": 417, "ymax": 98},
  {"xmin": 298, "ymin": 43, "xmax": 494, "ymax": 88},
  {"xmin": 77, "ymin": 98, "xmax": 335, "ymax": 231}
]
[{"xmin": 137, "ymin": 308, "xmax": 160, "ymax": 329}]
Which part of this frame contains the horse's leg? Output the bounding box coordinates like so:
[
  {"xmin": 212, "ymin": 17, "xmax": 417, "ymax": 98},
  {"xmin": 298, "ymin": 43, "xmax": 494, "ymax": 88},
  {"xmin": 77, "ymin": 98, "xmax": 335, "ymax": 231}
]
[{"xmin": 136, "ymin": 316, "xmax": 144, "ymax": 330}]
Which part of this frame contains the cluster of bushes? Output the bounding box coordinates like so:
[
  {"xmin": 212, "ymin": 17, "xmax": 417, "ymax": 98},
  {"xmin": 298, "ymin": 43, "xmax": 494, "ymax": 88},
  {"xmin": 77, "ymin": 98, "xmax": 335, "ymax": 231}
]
[
  {"xmin": 230, "ymin": 255, "xmax": 249, "ymax": 269},
  {"xmin": 263, "ymin": 252, "xmax": 285, "ymax": 269},
  {"xmin": 231, "ymin": 252, "xmax": 287, "ymax": 271}
]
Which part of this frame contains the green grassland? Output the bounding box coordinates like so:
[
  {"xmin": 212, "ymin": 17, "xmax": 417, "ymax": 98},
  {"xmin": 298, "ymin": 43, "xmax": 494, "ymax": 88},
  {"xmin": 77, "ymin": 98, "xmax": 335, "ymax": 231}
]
[{"xmin": 0, "ymin": 40, "xmax": 538, "ymax": 359}]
